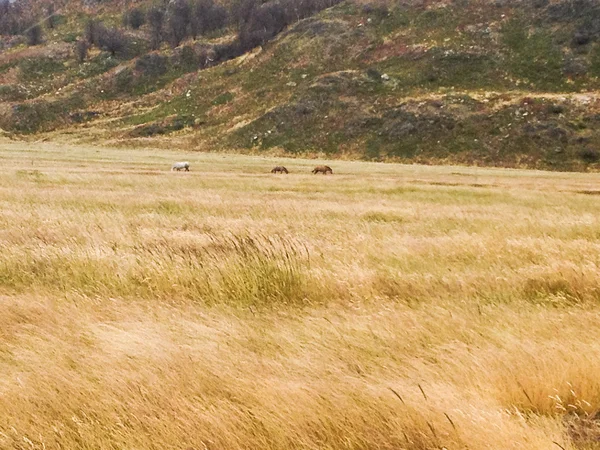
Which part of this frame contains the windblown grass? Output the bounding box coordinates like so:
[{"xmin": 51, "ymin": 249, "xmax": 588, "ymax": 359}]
[{"xmin": 1, "ymin": 141, "xmax": 600, "ymax": 449}]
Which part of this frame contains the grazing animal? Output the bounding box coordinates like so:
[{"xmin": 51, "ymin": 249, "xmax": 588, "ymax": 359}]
[
  {"xmin": 171, "ymin": 161, "xmax": 190, "ymax": 171},
  {"xmin": 271, "ymin": 166, "xmax": 289, "ymax": 174},
  {"xmin": 312, "ymin": 165, "xmax": 333, "ymax": 174}
]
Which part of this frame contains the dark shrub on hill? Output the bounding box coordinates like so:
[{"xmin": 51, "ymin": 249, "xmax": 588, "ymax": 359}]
[
  {"xmin": 579, "ymin": 148, "xmax": 599, "ymax": 163},
  {"xmin": 197, "ymin": 48, "xmax": 211, "ymax": 68},
  {"xmin": 130, "ymin": 123, "xmax": 167, "ymax": 137},
  {"xmin": 97, "ymin": 27, "xmax": 128, "ymax": 57},
  {"xmin": 236, "ymin": 0, "xmax": 344, "ymax": 52},
  {"xmin": 0, "ymin": 0, "xmax": 30, "ymax": 35},
  {"xmin": 239, "ymin": 2, "xmax": 287, "ymax": 49},
  {"xmin": 253, "ymin": 2, "xmax": 287, "ymax": 35},
  {"xmin": 572, "ymin": 32, "xmax": 591, "ymax": 46},
  {"xmin": 577, "ymin": 17, "xmax": 600, "ymax": 41},
  {"xmin": 70, "ymin": 111, "xmax": 99, "ymax": 123},
  {"xmin": 190, "ymin": 0, "xmax": 228, "ymax": 38},
  {"xmin": 0, "ymin": 0, "xmax": 14, "ymax": 34},
  {"xmin": 46, "ymin": 4, "xmax": 58, "ymax": 29},
  {"xmin": 147, "ymin": 6, "xmax": 165, "ymax": 50},
  {"xmin": 85, "ymin": 19, "xmax": 102, "ymax": 45},
  {"xmin": 361, "ymin": 2, "xmax": 389, "ymax": 20},
  {"xmin": 230, "ymin": 0, "xmax": 258, "ymax": 28},
  {"xmin": 548, "ymin": 104, "xmax": 566, "ymax": 114},
  {"xmin": 213, "ymin": 39, "xmax": 246, "ymax": 62},
  {"xmin": 26, "ymin": 24, "xmax": 43, "ymax": 46},
  {"xmin": 75, "ymin": 39, "xmax": 89, "ymax": 62},
  {"xmin": 135, "ymin": 53, "xmax": 168, "ymax": 76},
  {"xmin": 166, "ymin": 0, "xmax": 191, "ymax": 48},
  {"xmin": 207, "ymin": 3, "xmax": 228, "ymax": 32},
  {"xmin": 190, "ymin": 0, "xmax": 205, "ymax": 38},
  {"xmin": 124, "ymin": 7, "xmax": 146, "ymax": 30},
  {"xmin": 366, "ymin": 67, "xmax": 382, "ymax": 80},
  {"xmin": 546, "ymin": 0, "xmax": 600, "ymax": 42}
]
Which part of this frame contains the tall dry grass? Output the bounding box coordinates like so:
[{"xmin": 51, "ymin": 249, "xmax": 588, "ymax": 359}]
[{"xmin": 1, "ymin": 141, "xmax": 600, "ymax": 449}]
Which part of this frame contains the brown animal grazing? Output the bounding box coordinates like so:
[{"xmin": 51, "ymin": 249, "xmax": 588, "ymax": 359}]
[
  {"xmin": 271, "ymin": 166, "xmax": 289, "ymax": 174},
  {"xmin": 312, "ymin": 165, "xmax": 333, "ymax": 174}
]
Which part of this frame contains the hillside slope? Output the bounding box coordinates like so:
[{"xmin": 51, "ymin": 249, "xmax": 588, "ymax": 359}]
[{"xmin": 2, "ymin": 0, "xmax": 600, "ymax": 170}]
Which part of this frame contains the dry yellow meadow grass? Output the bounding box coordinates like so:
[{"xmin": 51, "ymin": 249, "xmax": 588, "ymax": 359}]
[{"xmin": 1, "ymin": 141, "xmax": 600, "ymax": 449}]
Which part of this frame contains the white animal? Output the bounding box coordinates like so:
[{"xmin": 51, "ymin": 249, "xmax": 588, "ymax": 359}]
[{"xmin": 171, "ymin": 161, "xmax": 190, "ymax": 171}]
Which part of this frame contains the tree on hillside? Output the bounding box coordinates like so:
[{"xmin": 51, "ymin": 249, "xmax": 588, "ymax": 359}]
[
  {"xmin": 190, "ymin": 0, "xmax": 228, "ymax": 39},
  {"xmin": 75, "ymin": 39, "xmax": 89, "ymax": 62},
  {"xmin": 0, "ymin": 0, "xmax": 29, "ymax": 36},
  {"xmin": 85, "ymin": 19, "xmax": 102, "ymax": 45},
  {"xmin": 230, "ymin": 0, "xmax": 257, "ymax": 28},
  {"xmin": 147, "ymin": 6, "xmax": 165, "ymax": 50},
  {"xmin": 239, "ymin": 1, "xmax": 286, "ymax": 50},
  {"xmin": 124, "ymin": 7, "xmax": 145, "ymax": 30},
  {"xmin": 46, "ymin": 4, "xmax": 57, "ymax": 29},
  {"xmin": 166, "ymin": 0, "xmax": 191, "ymax": 47},
  {"xmin": 97, "ymin": 26, "xmax": 128, "ymax": 56},
  {"xmin": 85, "ymin": 20, "xmax": 129, "ymax": 58},
  {"xmin": 26, "ymin": 23, "xmax": 43, "ymax": 45}
]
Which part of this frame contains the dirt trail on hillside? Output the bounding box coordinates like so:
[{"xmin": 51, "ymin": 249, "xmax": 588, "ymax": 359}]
[
  {"xmin": 400, "ymin": 90, "xmax": 600, "ymax": 108},
  {"xmin": 0, "ymin": 42, "xmax": 72, "ymax": 66}
]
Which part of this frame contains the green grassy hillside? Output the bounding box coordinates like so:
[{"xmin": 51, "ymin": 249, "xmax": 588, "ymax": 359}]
[{"xmin": 2, "ymin": 0, "xmax": 600, "ymax": 169}]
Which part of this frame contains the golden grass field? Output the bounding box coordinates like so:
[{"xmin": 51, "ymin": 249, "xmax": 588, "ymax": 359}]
[{"xmin": 2, "ymin": 140, "xmax": 600, "ymax": 449}]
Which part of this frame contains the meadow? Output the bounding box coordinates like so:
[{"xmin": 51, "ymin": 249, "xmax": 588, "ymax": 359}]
[{"xmin": 1, "ymin": 140, "xmax": 600, "ymax": 449}]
